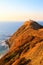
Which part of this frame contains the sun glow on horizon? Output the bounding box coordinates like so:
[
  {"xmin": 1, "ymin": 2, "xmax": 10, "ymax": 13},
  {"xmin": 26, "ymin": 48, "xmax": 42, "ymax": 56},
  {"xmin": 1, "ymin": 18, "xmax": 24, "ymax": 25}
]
[
  {"xmin": 0, "ymin": 12, "xmax": 43, "ymax": 22},
  {"xmin": 0, "ymin": 0, "xmax": 43, "ymax": 22}
]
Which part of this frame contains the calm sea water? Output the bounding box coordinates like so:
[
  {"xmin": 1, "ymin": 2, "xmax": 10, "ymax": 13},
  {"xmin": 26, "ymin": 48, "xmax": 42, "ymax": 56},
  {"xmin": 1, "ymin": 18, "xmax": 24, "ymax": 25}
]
[
  {"xmin": 0, "ymin": 22, "xmax": 23, "ymax": 35},
  {"xmin": 0, "ymin": 21, "xmax": 43, "ymax": 58}
]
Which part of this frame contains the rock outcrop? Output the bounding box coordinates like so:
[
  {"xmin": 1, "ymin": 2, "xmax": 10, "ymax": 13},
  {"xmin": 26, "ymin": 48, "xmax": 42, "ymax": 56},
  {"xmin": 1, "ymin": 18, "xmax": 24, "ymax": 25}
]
[{"xmin": 0, "ymin": 20, "xmax": 43, "ymax": 65}]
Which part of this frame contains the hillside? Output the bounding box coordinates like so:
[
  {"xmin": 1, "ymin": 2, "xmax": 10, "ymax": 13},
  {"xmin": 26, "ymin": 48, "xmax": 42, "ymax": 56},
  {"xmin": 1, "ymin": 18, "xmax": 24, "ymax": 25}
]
[{"xmin": 0, "ymin": 20, "xmax": 43, "ymax": 65}]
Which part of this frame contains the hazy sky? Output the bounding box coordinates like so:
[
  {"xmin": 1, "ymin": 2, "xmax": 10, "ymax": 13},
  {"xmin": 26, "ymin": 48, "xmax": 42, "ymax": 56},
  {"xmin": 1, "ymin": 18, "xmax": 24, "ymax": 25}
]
[{"xmin": 0, "ymin": 0, "xmax": 43, "ymax": 21}]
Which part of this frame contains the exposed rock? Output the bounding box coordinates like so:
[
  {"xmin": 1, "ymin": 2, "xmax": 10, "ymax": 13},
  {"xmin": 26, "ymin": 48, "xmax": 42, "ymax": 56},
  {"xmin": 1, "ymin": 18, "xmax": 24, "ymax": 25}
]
[{"xmin": 0, "ymin": 20, "xmax": 43, "ymax": 65}]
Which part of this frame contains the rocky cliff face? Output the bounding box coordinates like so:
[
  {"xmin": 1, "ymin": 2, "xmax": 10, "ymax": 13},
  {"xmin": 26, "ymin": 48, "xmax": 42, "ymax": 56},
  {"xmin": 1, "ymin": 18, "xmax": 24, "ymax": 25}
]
[{"xmin": 0, "ymin": 20, "xmax": 43, "ymax": 65}]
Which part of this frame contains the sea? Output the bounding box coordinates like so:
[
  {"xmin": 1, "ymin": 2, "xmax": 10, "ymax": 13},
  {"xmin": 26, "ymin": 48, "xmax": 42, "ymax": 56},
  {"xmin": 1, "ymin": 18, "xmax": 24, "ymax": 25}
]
[{"xmin": 0, "ymin": 21, "xmax": 43, "ymax": 58}]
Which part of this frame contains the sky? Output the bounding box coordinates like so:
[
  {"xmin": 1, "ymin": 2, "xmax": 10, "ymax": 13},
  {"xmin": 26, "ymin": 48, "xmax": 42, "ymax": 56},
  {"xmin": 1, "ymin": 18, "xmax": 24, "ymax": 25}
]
[{"xmin": 0, "ymin": 0, "xmax": 43, "ymax": 21}]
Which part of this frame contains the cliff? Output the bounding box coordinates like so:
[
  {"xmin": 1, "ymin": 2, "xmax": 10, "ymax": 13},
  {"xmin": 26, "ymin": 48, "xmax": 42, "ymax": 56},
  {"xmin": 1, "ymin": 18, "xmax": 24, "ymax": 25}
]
[{"xmin": 0, "ymin": 20, "xmax": 43, "ymax": 65}]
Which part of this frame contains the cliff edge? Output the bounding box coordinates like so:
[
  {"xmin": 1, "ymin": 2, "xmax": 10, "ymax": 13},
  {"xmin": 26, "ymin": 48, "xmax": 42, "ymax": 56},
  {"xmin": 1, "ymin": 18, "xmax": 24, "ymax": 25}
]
[{"xmin": 0, "ymin": 20, "xmax": 43, "ymax": 65}]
